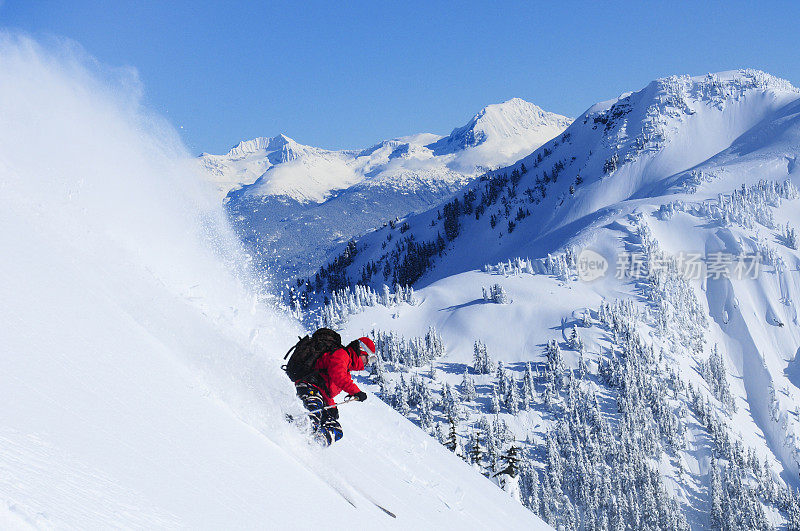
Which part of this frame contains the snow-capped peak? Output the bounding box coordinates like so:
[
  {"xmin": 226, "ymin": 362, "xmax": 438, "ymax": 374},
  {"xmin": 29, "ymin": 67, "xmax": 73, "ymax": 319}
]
[
  {"xmin": 427, "ymin": 97, "xmax": 572, "ymax": 156},
  {"xmin": 225, "ymin": 133, "xmax": 302, "ymax": 159}
]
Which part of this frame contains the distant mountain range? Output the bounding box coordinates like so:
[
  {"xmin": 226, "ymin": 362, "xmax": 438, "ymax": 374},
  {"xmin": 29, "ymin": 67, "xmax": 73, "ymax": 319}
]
[{"xmin": 198, "ymin": 98, "xmax": 571, "ymax": 278}]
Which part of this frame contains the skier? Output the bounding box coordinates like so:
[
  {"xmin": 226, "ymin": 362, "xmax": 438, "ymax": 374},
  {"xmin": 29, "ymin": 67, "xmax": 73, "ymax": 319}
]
[{"xmin": 295, "ymin": 335, "xmax": 376, "ymax": 445}]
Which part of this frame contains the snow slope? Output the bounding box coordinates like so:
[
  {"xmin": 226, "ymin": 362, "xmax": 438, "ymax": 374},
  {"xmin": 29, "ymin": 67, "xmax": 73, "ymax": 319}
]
[
  {"xmin": 203, "ymin": 100, "xmax": 570, "ymax": 280},
  {"xmin": 300, "ymin": 70, "xmax": 800, "ymax": 528},
  {"xmin": 0, "ymin": 34, "xmax": 545, "ymax": 529},
  {"xmin": 330, "ymin": 70, "xmax": 800, "ymax": 286}
]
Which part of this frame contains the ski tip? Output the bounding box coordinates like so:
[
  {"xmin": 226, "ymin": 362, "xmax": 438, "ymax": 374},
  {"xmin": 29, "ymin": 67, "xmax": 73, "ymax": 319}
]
[{"xmin": 377, "ymin": 505, "xmax": 397, "ymax": 519}]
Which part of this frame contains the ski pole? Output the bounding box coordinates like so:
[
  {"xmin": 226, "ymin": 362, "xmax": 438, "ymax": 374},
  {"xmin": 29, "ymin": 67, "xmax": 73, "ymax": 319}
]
[{"xmin": 307, "ymin": 396, "xmax": 356, "ymax": 415}]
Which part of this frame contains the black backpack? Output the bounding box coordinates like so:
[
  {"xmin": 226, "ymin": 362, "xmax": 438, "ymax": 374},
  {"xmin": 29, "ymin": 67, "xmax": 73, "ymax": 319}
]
[{"xmin": 282, "ymin": 328, "xmax": 344, "ymax": 385}]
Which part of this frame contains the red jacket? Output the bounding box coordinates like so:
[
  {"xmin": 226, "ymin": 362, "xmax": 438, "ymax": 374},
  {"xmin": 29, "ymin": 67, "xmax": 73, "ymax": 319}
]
[{"xmin": 313, "ymin": 346, "xmax": 365, "ymax": 405}]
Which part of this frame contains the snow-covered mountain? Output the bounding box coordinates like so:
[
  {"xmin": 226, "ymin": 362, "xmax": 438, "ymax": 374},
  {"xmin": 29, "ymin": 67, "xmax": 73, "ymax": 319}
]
[
  {"xmin": 200, "ymin": 99, "xmax": 571, "ymax": 280},
  {"xmin": 427, "ymin": 97, "xmax": 572, "ymax": 170},
  {"xmin": 201, "ymin": 133, "xmax": 363, "ymax": 202},
  {"xmin": 0, "ymin": 35, "xmax": 546, "ymax": 529},
  {"xmin": 320, "ymin": 70, "xmax": 800, "ymax": 285},
  {"xmin": 296, "ymin": 70, "xmax": 800, "ymax": 528},
  {"xmin": 201, "ymin": 99, "xmax": 571, "ymax": 201}
]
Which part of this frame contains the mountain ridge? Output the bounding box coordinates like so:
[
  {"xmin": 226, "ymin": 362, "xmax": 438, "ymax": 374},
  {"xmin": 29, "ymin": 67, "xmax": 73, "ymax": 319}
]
[
  {"xmin": 200, "ymin": 97, "xmax": 571, "ymax": 202},
  {"xmin": 312, "ymin": 70, "xmax": 800, "ymax": 290},
  {"xmin": 210, "ymin": 97, "xmax": 571, "ymax": 279},
  {"xmin": 294, "ymin": 69, "xmax": 800, "ymax": 528}
]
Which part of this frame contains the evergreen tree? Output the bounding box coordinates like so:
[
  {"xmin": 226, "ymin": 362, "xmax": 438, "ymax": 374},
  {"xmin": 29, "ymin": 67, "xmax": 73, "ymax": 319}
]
[
  {"xmin": 434, "ymin": 421, "xmax": 446, "ymax": 445},
  {"xmin": 496, "ymin": 361, "xmax": 507, "ymax": 396},
  {"xmin": 786, "ymin": 222, "xmax": 798, "ymax": 249},
  {"xmin": 445, "ymin": 416, "xmax": 459, "ymax": 455},
  {"xmin": 490, "ymin": 383, "xmax": 501, "ymax": 414},
  {"xmin": 701, "ymin": 343, "xmax": 735, "ymax": 412},
  {"xmin": 461, "ymin": 368, "xmax": 478, "ymax": 402},
  {"xmin": 497, "ymin": 445, "xmax": 521, "ymax": 478},
  {"xmin": 418, "ymin": 380, "xmax": 434, "ymax": 428},
  {"xmin": 569, "ymin": 325, "xmax": 583, "ymax": 351},
  {"xmin": 522, "ymin": 362, "xmax": 536, "ymax": 410},
  {"xmin": 546, "ymin": 339, "xmax": 563, "ymax": 368},
  {"xmin": 482, "ymin": 342, "xmax": 494, "ymax": 374},
  {"xmin": 472, "ymin": 340, "xmax": 493, "ymax": 374},
  {"xmin": 395, "ymin": 376, "xmax": 410, "ymax": 416},
  {"xmin": 578, "ymin": 351, "xmax": 589, "ymax": 380},
  {"xmin": 788, "ymin": 496, "xmax": 800, "ymax": 531},
  {"xmin": 442, "ymin": 382, "xmax": 460, "ymax": 419},
  {"xmin": 505, "ymin": 375, "xmax": 520, "ymax": 415},
  {"xmin": 477, "ymin": 416, "xmax": 499, "ymax": 472},
  {"xmin": 468, "ymin": 430, "xmax": 483, "ymax": 468}
]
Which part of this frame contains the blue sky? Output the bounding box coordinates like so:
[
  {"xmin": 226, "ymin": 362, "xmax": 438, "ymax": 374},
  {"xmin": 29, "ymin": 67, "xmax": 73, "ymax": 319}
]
[{"xmin": 4, "ymin": 1, "xmax": 800, "ymax": 155}]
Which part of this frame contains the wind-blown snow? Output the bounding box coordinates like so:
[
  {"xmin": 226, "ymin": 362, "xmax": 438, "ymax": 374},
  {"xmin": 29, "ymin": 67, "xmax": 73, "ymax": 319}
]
[{"xmin": 0, "ymin": 34, "xmax": 544, "ymax": 529}]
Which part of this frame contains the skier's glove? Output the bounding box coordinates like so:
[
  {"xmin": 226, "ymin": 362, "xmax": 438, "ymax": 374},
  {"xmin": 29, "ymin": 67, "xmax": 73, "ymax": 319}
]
[{"xmin": 349, "ymin": 391, "xmax": 368, "ymax": 402}]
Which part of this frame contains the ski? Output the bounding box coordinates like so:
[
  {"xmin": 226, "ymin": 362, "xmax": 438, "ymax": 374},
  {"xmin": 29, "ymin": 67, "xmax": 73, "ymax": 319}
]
[
  {"xmin": 370, "ymin": 501, "xmax": 396, "ymax": 519},
  {"xmin": 349, "ymin": 483, "xmax": 396, "ymax": 519}
]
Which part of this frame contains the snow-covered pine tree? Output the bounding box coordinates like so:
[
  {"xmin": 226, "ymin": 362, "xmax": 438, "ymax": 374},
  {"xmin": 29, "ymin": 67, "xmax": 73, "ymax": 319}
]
[
  {"xmin": 568, "ymin": 324, "xmax": 583, "ymax": 351},
  {"xmin": 445, "ymin": 416, "xmax": 459, "ymax": 455},
  {"xmin": 505, "ymin": 375, "xmax": 520, "ymax": 415},
  {"xmin": 369, "ymin": 352, "xmax": 386, "ymax": 386},
  {"xmin": 522, "ymin": 362, "xmax": 536, "ymax": 410},
  {"xmin": 786, "ymin": 222, "xmax": 798, "ymax": 249},
  {"xmin": 418, "ymin": 381, "xmax": 434, "ymax": 429},
  {"xmin": 395, "ymin": 375, "xmax": 410, "ymax": 416},
  {"xmin": 442, "ymin": 382, "xmax": 460, "ymax": 419},
  {"xmin": 428, "ymin": 360, "xmax": 437, "ymax": 381},
  {"xmin": 473, "ymin": 340, "xmax": 484, "ymax": 374},
  {"xmin": 496, "ymin": 446, "xmax": 522, "ymax": 503},
  {"xmin": 425, "ymin": 325, "xmax": 444, "ymax": 357},
  {"xmin": 701, "ymin": 343, "xmax": 736, "ymax": 412},
  {"xmin": 482, "ymin": 342, "xmax": 494, "ymax": 374},
  {"xmin": 473, "ymin": 340, "xmax": 493, "ymax": 374},
  {"xmin": 577, "ymin": 351, "xmax": 589, "ymax": 380},
  {"xmin": 381, "ymin": 284, "xmax": 391, "ymax": 306},
  {"xmin": 476, "ymin": 416, "xmax": 498, "ymax": 473},
  {"xmin": 496, "ymin": 361, "xmax": 507, "ymax": 396},
  {"xmin": 468, "ymin": 430, "xmax": 483, "ymax": 469},
  {"xmin": 483, "ymin": 283, "xmax": 510, "ymax": 304},
  {"xmin": 434, "ymin": 421, "xmax": 446, "ymax": 444},
  {"xmin": 461, "ymin": 368, "xmax": 478, "ymax": 402},
  {"xmin": 490, "ymin": 383, "xmax": 501, "ymax": 414},
  {"xmin": 545, "ymin": 339, "xmax": 563, "ymax": 368},
  {"xmin": 519, "ymin": 460, "xmax": 540, "ymax": 515}
]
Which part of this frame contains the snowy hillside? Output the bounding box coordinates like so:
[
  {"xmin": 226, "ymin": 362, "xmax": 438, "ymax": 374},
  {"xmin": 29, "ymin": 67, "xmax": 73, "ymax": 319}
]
[
  {"xmin": 315, "ymin": 70, "xmax": 800, "ymax": 288},
  {"xmin": 0, "ymin": 34, "xmax": 545, "ymax": 529},
  {"xmin": 294, "ymin": 70, "xmax": 800, "ymax": 528},
  {"xmin": 201, "ymin": 99, "xmax": 570, "ymax": 280}
]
